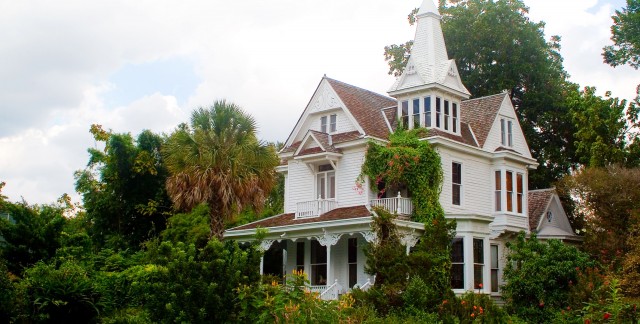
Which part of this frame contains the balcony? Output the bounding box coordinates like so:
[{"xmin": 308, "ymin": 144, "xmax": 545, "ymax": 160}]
[
  {"xmin": 370, "ymin": 193, "xmax": 413, "ymax": 215},
  {"xmin": 295, "ymin": 198, "xmax": 337, "ymax": 219}
]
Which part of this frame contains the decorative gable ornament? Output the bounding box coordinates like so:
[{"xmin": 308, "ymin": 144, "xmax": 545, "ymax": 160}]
[{"xmin": 313, "ymin": 84, "xmax": 340, "ymax": 112}]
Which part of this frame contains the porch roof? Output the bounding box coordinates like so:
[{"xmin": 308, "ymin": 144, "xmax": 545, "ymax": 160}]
[{"xmin": 227, "ymin": 205, "xmax": 372, "ymax": 231}]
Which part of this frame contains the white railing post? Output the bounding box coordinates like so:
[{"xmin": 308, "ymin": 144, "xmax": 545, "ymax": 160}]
[{"xmin": 396, "ymin": 192, "xmax": 402, "ymax": 214}]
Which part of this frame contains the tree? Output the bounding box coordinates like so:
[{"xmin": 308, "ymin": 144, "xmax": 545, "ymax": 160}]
[
  {"xmin": 0, "ymin": 199, "xmax": 67, "ymax": 275},
  {"xmin": 384, "ymin": 0, "xmax": 577, "ymax": 189},
  {"xmin": 558, "ymin": 166, "xmax": 640, "ymax": 270},
  {"xmin": 163, "ymin": 101, "xmax": 279, "ymax": 240},
  {"xmin": 603, "ymin": 0, "xmax": 640, "ymax": 69},
  {"xmin": 502, "ymin": 232, "xmax": 595, "ymax": 322},
  {"xmin": 75, "ymin": 126, "xmax": 171, "ymax": 247},
  {"xmin": 568, "ymin": 86, "xmax": 640, "ymax": 167}
]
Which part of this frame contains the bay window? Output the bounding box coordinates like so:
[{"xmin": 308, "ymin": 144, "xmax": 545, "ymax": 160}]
[
  {"xmin": 474, "ymin": 238, "xmax": 484, "ymax": 289},
  {"xmin": 451, "ymin": 238, "xmax": 464, "ymax": 289},
  {"xmin": 424, "ymin": 96, "xmax": 432, "ymax": 127},
  {"xmin": 413, "ymin": 98, "xmax": 420, "ymax": 129}
]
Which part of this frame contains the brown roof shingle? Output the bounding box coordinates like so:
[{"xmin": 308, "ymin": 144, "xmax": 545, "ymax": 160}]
[
  {"xmin": 528, "ymin": 189, "xmax": 555, "ymax": 231},
  {"xmin": 461, "ymin": 93, "xmax": 507, "ymax": 147},
  {"xmin": 326, "ymin": 78, "xmax": 397, "ymax": 139},
  {"xmin": 228, "ymin": 205, "xmax": 372, "ymax": 231}
]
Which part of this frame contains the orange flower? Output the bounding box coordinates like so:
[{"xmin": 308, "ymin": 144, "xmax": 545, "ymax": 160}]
[
  {"xmin": 471, "ymin": 313, "xmax": 475, "ymax": 318},
  {"xmin": 442, "ymin": 300, "xmax": 448, "ymax": 305},
  {"xmin": 603, "ymin": 312, "xmax": 611, "ymax": 320}
]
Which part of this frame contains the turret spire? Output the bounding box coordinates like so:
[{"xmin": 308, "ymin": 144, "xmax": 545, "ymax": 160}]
[{"xmin": 388, "ymin": 0, "xmax": 470, "ymax": 98}]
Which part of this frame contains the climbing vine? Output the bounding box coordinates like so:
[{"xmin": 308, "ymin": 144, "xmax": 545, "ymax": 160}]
[{"xmin": 360, "ymin": 128, "xmax": 444, "ymax": 223}]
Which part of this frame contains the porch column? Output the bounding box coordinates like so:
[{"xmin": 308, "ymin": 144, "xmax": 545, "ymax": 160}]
[
  {"xmin": 317, "ymin": 231, "xmax": 342, "ymax": 287},
  {"xmin": 258, "ymin": 240, "xmax": 275, "ymax": 275}
]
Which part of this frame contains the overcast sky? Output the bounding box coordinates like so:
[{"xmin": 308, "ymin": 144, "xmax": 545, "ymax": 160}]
[{"xmin": 0, "ymin": 0, "xmax": 638, "ymax": 205}]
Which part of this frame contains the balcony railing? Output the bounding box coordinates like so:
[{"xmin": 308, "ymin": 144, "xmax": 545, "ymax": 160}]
[
  {"xmin": 295, "ymin": 198, "xmax": 337, "ymax": 219},
  {"xmin": 370, "ymin": 193, "xmax": 413, "ymax": 215}
]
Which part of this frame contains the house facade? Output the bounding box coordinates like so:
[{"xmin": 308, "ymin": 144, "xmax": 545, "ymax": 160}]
[{"xmin": 224, "ymin": 0, "xmax": 579, "ymax": 300}]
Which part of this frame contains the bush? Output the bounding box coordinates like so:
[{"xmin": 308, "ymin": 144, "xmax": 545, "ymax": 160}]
[
  {"xmin": 502, "ymin": 232, "xmax": 596, "ymax": 322},
  {"xmin": 17, "ymin": 260, "xmax": 100, "ymax": 323},
  {"xmin": 438, "ymin": 292, "xmax": 510, "ymax": 324},
  {"xmin": 0, "ymin": 259, "xmax": 16, "ymax": 323}
]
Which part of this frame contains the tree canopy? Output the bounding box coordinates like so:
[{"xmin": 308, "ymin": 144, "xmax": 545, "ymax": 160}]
[
  {"xmin": 163, "ymin": 100, "xmax": 279, "ymax": 240},
  {"xmin": 603, "ymin": 0, "xmax": 640, "ymax": 69}
]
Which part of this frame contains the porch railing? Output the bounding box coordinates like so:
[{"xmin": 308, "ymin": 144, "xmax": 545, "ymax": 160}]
[
  {"xmin": 295, "ymin": 198, "xmax": 337, "ymax": 219},
  {"xmin": 319, "ymin": 279, "xmax": 340, "ymax": 300},
  {"xmin": 370, "ymin": 193, "xmax": 413, "ymax": 215},
  {"xmin": 354, "ymin": 278, "xmax": 374, "ymax": 291}
]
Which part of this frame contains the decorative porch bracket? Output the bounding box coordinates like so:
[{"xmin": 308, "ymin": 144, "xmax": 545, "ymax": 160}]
[
  {"xmin": 315, "ymin": 230, "xmax": 342, "ymax": 293},
  {"xmin": 400, "ymin": 233, "xmax": 420, "ymax": 255},
  {"xmin": 360, "ymin": 230, "xmax": 378, "ymax": 245},
  {"xmin": 258, "ymin": 239, "xmax": 275, "ymax": 275}
]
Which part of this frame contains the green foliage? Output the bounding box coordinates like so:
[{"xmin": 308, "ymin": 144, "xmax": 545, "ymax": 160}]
[
  {"xmin": 163, "ymin": 101, "xmax": 280, "ymax": 239},
  {"xmin": 161, "ymin": 203, "xmax": 210, "ymax": 248},
  {"xmin": 568, "ymin": 86, "xmax": 640, "ymax": 167},
  {"xmin": 0, "ymin": 200, "xmax": 66, "ymax": 274},
  {"xmin": 603, "ymin": 0, "xmax": 640, "ymax": 69},
  {"xmin": 237, "ymin": 270, "xmax": 359, "ymax": 323},
  {"xmin": 558, "ymin": 166, "xmax": 640, "ymax": 270},
  {"xmin": 362, "ymin": 128, "xmax": 443, "ymax": 222},
  {"xmin": 502, "ymin": 232, "xmax": 596, "ymax": 322},
  {"xmin": 365, "ymin": 207, "xmax": 409, "ymax": 289},
  {"xmin": 0, "ymin": 259, "xmax": 16, "ymax": 323},
  {"xmin": 438, "ymin": 292, "xmax": 511, "ymax": 324},
  {"xmin": 17, "ymin": 260, "xmax": 100, "ymax": 323},
  {"xmin": 75, "ymin": 127, "xmax": 171, "ymax": 247}
]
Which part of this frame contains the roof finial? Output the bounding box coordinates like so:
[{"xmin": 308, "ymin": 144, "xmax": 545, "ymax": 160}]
[{"xmin": 417, "ymin": 0, "xmax": 439, "ymax": 16}]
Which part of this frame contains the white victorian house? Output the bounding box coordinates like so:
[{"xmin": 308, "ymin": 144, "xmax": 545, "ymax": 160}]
[{"xmin": 224, "ymin": 0, "xmax": 579, "ymax": 300}]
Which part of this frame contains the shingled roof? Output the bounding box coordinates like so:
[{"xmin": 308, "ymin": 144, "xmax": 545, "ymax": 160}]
[
  {"xmin": 325, "ymin": 78, "xmax": 397, "ymax": 140},
  {"xmin": 528, "ymin": 189, "xmax": 555, "ymax": 231},
  {"xmin": 228, "ymin": 205, "xmax": 372, "ymax": 231},
  {"xmin": 461, "ymin": 93, "xmax": 507, "ymax": 148}
]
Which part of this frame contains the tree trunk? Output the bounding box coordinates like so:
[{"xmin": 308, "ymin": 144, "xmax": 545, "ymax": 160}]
[{"xmin": 209, "ymin": 209, "xmax": 225, "ymax": 241}]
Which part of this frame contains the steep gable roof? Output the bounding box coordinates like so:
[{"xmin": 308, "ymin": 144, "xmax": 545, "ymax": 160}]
[
  {"xmin": 228, "ymin": 205, "xmax": 372, "ymax": 231},
  {"xmin": 325, "ymin": 78, "xmax": 396, "ymax": 140},
  {"xmin": 461, "ymin": 93, "xmax": 507, "ymax": 147},
  {"xmin": 528, "ymin": 188, "xmax": 555, "ymax": 231}
]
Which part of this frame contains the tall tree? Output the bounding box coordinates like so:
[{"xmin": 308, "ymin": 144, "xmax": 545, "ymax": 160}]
[
  {"xmin": 75, "ymin": 126, "xmax": 171, "ymax": 247},
  {"xmin": 603, "ymin": 0, "xmax": 640, "ymax": 69},
  {"xmin": 384, "ymin": 0, "xmax": 577, "ymax": 188},
  {"xmin": 568, "ymin": 86, "xmax": 640, "ymax": 167},
  {"xmin": 163, "ymin": 101, "xmax": 279, "ymax": 240}
]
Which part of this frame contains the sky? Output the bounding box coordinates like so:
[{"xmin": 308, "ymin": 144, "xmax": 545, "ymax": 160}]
[{"xmin": 0, "ymin": 0, "xmax": 638, "ymax": 205}]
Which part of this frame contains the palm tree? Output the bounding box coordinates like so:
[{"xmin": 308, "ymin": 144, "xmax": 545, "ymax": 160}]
[{"xmin": 163, "ymin": 100, "xmax": 279, "ymax": 240}]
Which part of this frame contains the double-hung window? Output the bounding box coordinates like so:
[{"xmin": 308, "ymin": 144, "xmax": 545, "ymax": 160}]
[
  {"xmin": 321, "ymin": 116, "xmax": 328, "ymax": 133},
  {"xmin": 444, "ymin": 100, "xmax": 450, "ymax": 131},
  {"xmin": 321, "ymin": 114, "xmax": 337, "ymax": 133},
  {"xmin": 495, "ymin": 171, "xmax": 502, "ymax": 212},
  {"xmin": 424, "ymin": 96, "xmax": 432, "ymax": 127},
  {"xmin": 490, "ymin": 244, "xmax": 499, "ymax": 293},
  {"xmin": 494, "ymin": 170, "xmax": 524, "ymax": 214},
  {"xmin": 452, "ymin": 103, "xmax": 458, "ymax": 133},
  {"xmin": 412, "ymin": 99, "xmax": 420, "ymax": 129},
  {"xmin": 310, "ymin": 240, "xmax": 327, "ymax": 285},
  {"xmin": 451, "ymin": 238, "xmax": 464, "ymax": 289},
  {"xmin": 329, "ymin": 114, "xmax": 337, "ymax": 132},
  {"xmin": 474, "ymin": 238, "xmax": 484, "ymax": 289},
  {"xmin": 452, "ymin": 162, "xmax": 462, "ymax": 206},
  {"xmin": 500, "ymin": 118, "xmax": 513, "ymax": 147},
  {"xmin": 317, "ymin": 164, "xmax": 336, "ymax": 199},
  {"xmin": 435, "ymin": 97, "xmax": 442, "ymax": 128}
]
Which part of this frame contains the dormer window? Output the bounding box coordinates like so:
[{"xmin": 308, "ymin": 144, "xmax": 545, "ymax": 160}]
[
  {"xmin": 320, "ymin": 114, "xmax": 337, "ymax": 133},
  {"xmin": 500, "ymin": 118, "xmax": 513, "ymax": 147}
]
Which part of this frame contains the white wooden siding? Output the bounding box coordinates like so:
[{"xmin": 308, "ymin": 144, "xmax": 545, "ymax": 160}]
[
  {"xmin": 286, "ymin": 160, "xmax": 315, "ymax": 213},
  {"xmin": 336, "ymin": 148, "xmax": 368, "ymax": 208},
  {"xmin": 438, "ymin": 147, "xmax": 493, "ymax": 216}
]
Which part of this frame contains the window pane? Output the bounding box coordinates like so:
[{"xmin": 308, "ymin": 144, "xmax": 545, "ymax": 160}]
[
  {"xmin": 495, "ymin": 171, "xmax": 502, "ymax": 211},
  {"xmin": 329, "ymin": 172, "xmax": 336, "ymax": 199},
  {"xmin": 401, "ymin": 101, "xmax": 409, "ymax": 127},
  {"xmin": 500, "ymin": 119, "xmax": 506, "ymax": 145},
  {"xmin": 490, "ymin": 245, "xmax": 498, "ymax": 268},
  {"xmin": 348, "ymin": 238, "xmax": 357, "ymax": 263},
  {"xmin": 452, "ymin": 162, "xmax": 461, "ymax": 206},
  {"xmin": 330, "ymin": 114, "xmax": 337, "ymax": 132},
  {"xmin": 321, "ymin": 116, "xmax": 327, "ymax": 133},
  {"xmin": 491, "ymin": 269, "xmax": 499, "ymax": 292},
  {"xmin": 413, "ymin": 98, "xmax": 420, "ymax": 129},
  {"xmin": 297, "ymin": 242, "xmax": 305, "ymax": 267},
  {"xmin": 318, "ymin": 164, "xmax": 334, "ymax": 172},
  {"xmin": 436, "ymin": 97, "xmax": 441, "ymax": 128},
  {"xmin": 444, "ymin": 100, "xmax": 450, "ymax": 131},
  {"xmin": 310, "ymin": 240, "xmax": 327, "ymax": 264},
  {"xmin": 451, "ymin": 238, "xmax": 464, "ymax": 263},
  {"xmin": 506, "ymin": 172, "xmax": 513, "ymax": 212},
  {"xmin": 452, "ymin": 103, "xmax": 458, "ymax": 133},
  {"xmin": 451, "ymin": 264, "xmax": 464, "ymax": 289},
  {"xmin": 317, "ymin": 174, "xmax": 325, "ymax": 199},
  {"xmin": 474, "ymin": 264, "xmax": 483, "ymax": 289},
  {"xmin": 424, "ymin": 97, "xmax": 432, "ymax": 127},
  {"xmin": 508, "ymin": 120, "xmax": 513, "ymax": 146},
  {"xmin": 473, "ymin": 239, "xmax": 484, "ymax": 264},
  {"xmin": 349, "ymin": 263, "xmax": 357, "ymax": 288},
  {"xmin": 311, "ymin": 264, "xmax": 327, "ymax": 285},
  {"xmin": 517, "ymin": 173, "xmax": 523, "ymax": 213}
]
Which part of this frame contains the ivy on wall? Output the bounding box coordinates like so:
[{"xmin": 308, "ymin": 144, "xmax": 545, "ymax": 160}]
[{"xmin": 361, "ymin": 128, "xmax": 444, "ymax": 223}]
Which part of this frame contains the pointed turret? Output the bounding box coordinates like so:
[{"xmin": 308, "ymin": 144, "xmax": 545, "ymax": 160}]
[{"xmin": 388, "ymin": 0, "xmax": 470, "ymax": 98}]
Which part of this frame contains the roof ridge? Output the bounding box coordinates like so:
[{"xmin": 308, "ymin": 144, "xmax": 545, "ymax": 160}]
[
  {"xmin": 325, "ymin": 77, "xmax": 395, "ymax": 101},
  {"xmin": 462, "ymin": 92, "xmax": 507, "ymax": 103},
  {"xmin": 529, "ymin": 188, "xmax": 556, "ymax": 193}
]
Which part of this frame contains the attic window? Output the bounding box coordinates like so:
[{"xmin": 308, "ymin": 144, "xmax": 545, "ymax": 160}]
[
  {"xmin": 500, "ymin": 118, "xmax": 513, "ymax": 147},
  {"xmin": 330, "ymin": 114, "xmax": 337, "ymax": 132},
  {"xmin": 546, "ymin": 211, "xmax": 553, "ymax": 222},
  {"xmin": 320, "ymin": 114, "xmax": 337, "ymax": 133}
]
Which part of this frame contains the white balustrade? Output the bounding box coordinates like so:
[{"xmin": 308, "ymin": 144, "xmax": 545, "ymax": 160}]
[
  {"xmin": 370, "ymin": 192, "xmax": 413, "ymax": 215},
  {"xmin": 295, "ymin": 198, "xmax": 337, "ymax": 219}
]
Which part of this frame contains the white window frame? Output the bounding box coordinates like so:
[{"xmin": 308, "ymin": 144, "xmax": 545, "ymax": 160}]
[
  {"xmin": 490, "ymin": 244, "xmax": 499, "ymax": 293},
  {"xmin": 329, "ymin": 114, "xmax": 337, "ymax": 133},
  {"xmin": 316, "ymin": 164, "xmax": 336, "ymax": 200},
  {"xmin": 452, "ymin": 161, "xmax": 462, "ymax": 206},
  {"xmin": 320, "ymin": 116, "xmax": 328, "ymax": 133}
]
